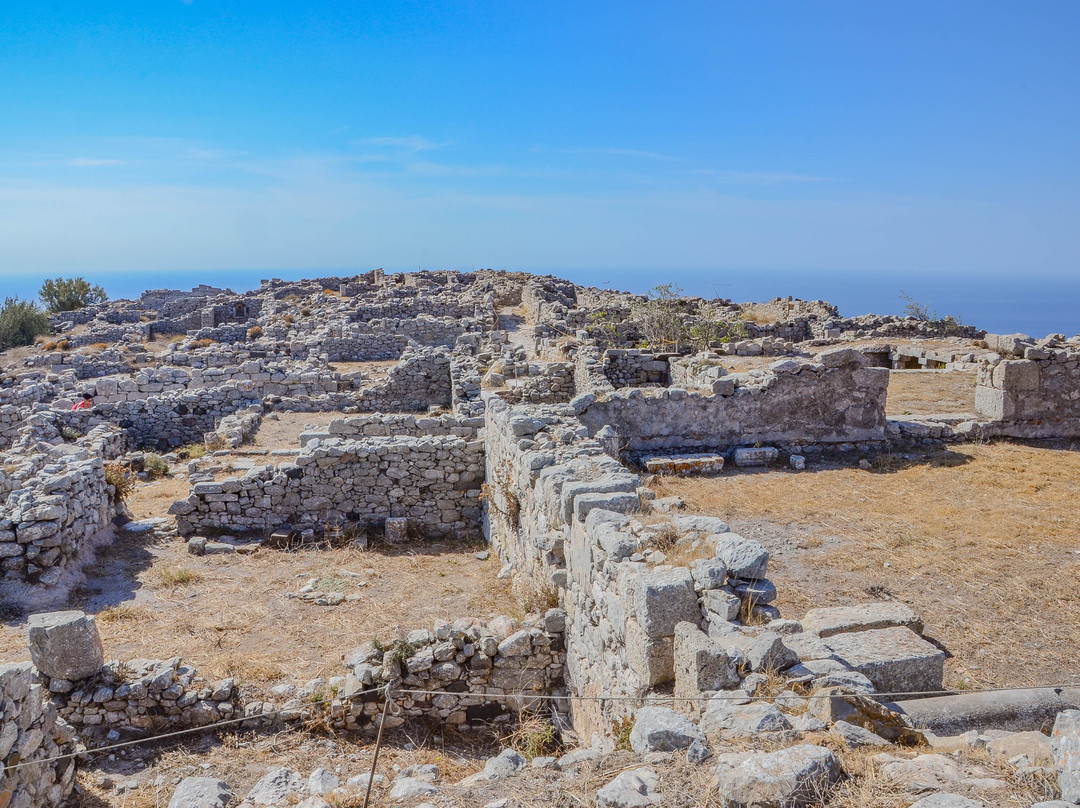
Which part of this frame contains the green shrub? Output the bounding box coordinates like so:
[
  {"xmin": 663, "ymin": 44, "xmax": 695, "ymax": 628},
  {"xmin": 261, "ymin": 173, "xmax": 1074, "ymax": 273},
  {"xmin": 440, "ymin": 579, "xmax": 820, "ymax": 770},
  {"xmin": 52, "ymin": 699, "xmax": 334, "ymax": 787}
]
[
  {"xmin": 0, "ymin": 298, "xmax": 51, "ymax": 351},
  {"xmin": 38, "ymin": 277, "xmax": 108, "ymax": 313},
  {"xmin": 144, "ymin": 453, "xmax": 169, "ymax": 479}
]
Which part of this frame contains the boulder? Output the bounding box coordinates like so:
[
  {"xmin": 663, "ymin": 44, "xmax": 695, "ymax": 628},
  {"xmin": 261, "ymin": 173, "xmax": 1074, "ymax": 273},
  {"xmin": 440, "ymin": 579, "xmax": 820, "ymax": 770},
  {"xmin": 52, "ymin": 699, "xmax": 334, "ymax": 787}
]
[
  {"xmin": 807, "ymin": 687, "xmax": 924, "ymax": 745},
  {"xmin": 596, "ymin": 768, "xmax": 661, "ymax": 808},
  {"xmin": 245, "ymin": 768, "xmax": 304, "ymax": 806},
  {"xmin": 700, "ymin": 701, "xmax": 793, "ymax": 737},
  {"xmin": 167, "ymin": 778, "xmax": 232, "ymax": 808},
  {"xmin": 629, "ymin": 706, "xmax": 706, "ymax": 753},
  {"xmin": 1052, "ymin": 710, "xmax": 1080, "ymax": 802},
  {"xmin": 714, "ymin": 535, "xmax": 769, "ymax": 581},
  {"xmin": 27, "ymin": 610, "xmax": 104, "ymax": 681},
  {"xmin": 714, "ymin": 744, "xmax": 840, "ymax": 808},
  {"xmin": 908, "ymin": 795, "xmax": 984, "ymax": 808},
  {"xmin": 481, "ymin": 749, "xmax": 527, "ymax": 779}
]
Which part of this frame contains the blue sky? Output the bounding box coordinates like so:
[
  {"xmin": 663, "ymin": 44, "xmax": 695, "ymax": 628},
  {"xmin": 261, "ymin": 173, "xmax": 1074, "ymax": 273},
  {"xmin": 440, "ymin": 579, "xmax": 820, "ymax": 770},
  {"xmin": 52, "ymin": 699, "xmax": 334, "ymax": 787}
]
[{"xmin": 2, "ymin": 1, "xmax": 1079, "ymax": 282}]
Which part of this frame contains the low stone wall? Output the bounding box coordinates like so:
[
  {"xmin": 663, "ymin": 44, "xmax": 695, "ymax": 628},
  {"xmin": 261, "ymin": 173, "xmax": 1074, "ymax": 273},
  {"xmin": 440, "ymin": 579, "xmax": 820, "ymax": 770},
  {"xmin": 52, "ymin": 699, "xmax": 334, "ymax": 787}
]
[
  {"xmin": 56, "ymin": 382, "xmax": 262, "ymax": 449},
  {"xmin": 326, "ymin": 613, "xmax": 568, "ymax": 731},
  {"xmin": 668, "ymin": 353, "xmax": 730, "ymax": 391},
  {"xmin": 485, "ymin": 400, "xmax": 647, "ymax": 736},
  {"xmin": 0, "ymin": 662, "xmax": 78, "ymax": 808},
  {"xmin": 976, "ymin": 343, "xmax": 1080, "ymax": 437},
  {"xmin": 298, "ymin": 412, "xmax": 481, "ymax": 446},
  {"xmin": 1, "ymin": 426, "xmax": 121, "ymax": 587},
  {"xmin": 573, "ymin": 346, "xmax": 616, "ymax": 398},
  {"xmin": 206, "ymin": 406, "xmax": 263, "ymax": 449},
  {"xmin": 171, "ymin": 435, "xmax": 484, "ymax": 538},
  {"xmin": 602, "ymin": 350, "xmax": 669, "ymax": 388},
  {"xmin": 289, "ymin": 315, "xmax": 476, "ymax": 362},
  {"xmin": 45, "ymin": 657, "xmax": 239, "ymax": 736},
  {"xmin": 578, "ymin": 348, "xmax": 889, "ymax": 451}
]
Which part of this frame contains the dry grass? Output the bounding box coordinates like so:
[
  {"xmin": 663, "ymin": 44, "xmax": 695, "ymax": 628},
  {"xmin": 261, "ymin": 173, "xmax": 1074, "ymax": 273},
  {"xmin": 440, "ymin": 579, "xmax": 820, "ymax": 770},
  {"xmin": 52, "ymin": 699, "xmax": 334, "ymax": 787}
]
[
  {"xmin": 154, "ymin": 566, "xmax": 202, "ymax": 588},
  {"xmin": 651, "ymin": 440, "xmax": 1080, "ymax": 689},
  {"xmin": 886, "ymin": 370, "xmax": 976, "ymax": 416}
]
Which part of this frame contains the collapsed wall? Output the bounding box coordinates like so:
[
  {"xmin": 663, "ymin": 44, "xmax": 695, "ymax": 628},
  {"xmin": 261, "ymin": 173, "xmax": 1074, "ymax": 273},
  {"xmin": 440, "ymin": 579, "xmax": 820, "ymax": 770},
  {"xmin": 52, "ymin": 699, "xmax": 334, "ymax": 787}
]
[
  {"xmin": 577, "ymin": 347, "xmax": 888, "ymax": 451},
  {"xmin": 172, "ymin": 435, "xmax": 484, "ymax": 538}
]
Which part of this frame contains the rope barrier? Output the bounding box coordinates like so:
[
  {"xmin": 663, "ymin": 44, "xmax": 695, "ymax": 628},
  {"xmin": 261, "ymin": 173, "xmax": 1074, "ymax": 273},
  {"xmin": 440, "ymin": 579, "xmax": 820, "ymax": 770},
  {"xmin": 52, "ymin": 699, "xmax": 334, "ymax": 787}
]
[{"xmin": 6, "ymin": 678, "xmax": 1079, "ymax": 774}]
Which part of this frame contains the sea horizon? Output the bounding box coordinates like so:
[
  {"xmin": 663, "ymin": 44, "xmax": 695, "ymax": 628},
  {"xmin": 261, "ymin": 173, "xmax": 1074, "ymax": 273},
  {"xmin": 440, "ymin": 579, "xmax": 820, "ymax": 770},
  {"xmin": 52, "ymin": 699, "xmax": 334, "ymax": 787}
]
[{"xmin": 3, "ymin": 266, "xmax": 1077, "ymax": 339}]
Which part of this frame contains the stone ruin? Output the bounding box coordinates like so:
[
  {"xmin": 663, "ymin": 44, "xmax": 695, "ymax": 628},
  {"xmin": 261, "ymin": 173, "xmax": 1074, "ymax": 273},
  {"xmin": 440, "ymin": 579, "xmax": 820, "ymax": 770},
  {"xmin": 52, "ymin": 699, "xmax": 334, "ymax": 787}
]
[{"xmin": 2, "ymin": 268, "xmax": 1080, "ymax": 807}]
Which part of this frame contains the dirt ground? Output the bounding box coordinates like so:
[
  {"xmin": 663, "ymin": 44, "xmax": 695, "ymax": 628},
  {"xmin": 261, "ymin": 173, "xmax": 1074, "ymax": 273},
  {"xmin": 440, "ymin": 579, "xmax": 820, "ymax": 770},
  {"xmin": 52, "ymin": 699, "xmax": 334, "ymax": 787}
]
[
  {"xmin": 885, "ymin": 370, "xmax": 976, "ymax": 416},
  {"xmin": 0, "ymin": 472, "xmax": 516, "ymax": 691},
  {"xmin": 650, "ymin": 439, "xmax": 1080, "ymax": 690}
]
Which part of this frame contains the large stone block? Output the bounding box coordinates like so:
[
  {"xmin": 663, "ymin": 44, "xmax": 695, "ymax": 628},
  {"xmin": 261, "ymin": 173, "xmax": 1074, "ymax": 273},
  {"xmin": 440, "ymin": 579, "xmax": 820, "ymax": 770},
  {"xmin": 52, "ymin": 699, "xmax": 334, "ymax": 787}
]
[
  {"xmin": 27, "ymin": 610, "xmax": 104, "ymax": 681},
  {"xmin": 824, "ymin": 627, "xmax": 944, "ymax": 695},
  {"xmin": 1052, "ymin": 709, "xmax": 1080, "ymax": 802},
  {"xmin": 714, "ymin": 534, "xmax": 769, "ymax": 581},
  {"xmin": 801, "ymin": 603, "xmax": 924, "ymax": 638},
  {"xmin": 629, "ymin": 706, "xmax": 705, "ymax": 753},
  {"xmin": 714, "ymin": 744, "xmax": 840, "ymax": 808},
  {"xmin": 673, "ymin": 622, "xmax": 739, "ymax": 707},
  {"xmin": 630, "ymin": 569, "xmax": 700, "ymax": 638},
  {"xmin": 993, "ymin": 359, "xmax": 1040, "ymax": 391}
]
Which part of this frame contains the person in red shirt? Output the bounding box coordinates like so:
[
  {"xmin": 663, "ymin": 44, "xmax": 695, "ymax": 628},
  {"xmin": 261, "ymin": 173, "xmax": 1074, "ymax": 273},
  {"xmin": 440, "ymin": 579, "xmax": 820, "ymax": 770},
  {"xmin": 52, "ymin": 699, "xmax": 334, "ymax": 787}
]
[{"xmin": 72, "ymin": 393, "xmax": 94, "ymax": 410}]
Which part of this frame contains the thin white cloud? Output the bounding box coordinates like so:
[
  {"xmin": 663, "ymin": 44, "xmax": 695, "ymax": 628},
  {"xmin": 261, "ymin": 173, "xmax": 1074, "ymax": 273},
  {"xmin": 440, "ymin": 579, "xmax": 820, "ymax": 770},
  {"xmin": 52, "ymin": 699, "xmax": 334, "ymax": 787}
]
[
  {"xmin": 68, "ymin": 158, "xmax": 124, "ymax": 167},
  {"xmin": 355, "ymin": 136, "xmax": 449, "ymax": 152}
]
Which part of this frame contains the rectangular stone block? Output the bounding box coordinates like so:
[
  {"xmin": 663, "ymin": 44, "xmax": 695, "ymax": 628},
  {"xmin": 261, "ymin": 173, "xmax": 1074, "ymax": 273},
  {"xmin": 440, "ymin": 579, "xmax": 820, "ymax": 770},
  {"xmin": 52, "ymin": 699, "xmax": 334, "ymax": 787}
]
[
  {"xmin": 801, "ymin": 603, "xmax": 924, "ymax": 638},
  {"xmin": 824, "ymin": 626, "xmax": 944, "ymax": 694}
]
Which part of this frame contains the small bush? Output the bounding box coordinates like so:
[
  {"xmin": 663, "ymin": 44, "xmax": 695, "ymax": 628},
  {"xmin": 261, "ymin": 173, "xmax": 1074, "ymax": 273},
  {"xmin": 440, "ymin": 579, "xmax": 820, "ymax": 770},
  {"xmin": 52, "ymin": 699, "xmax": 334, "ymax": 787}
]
[
  {"xmin": 190, "ymin": 338, "xmax": 215, "ymax": 349},
  {"xmin": 60, "ymin": 426, "xmax": 83, "ymax": 442},
  {"xmin": 0, "ymin": 297, "xmax": 51, "ymax": 351},
  {"xmin": 104, "ymin": 462, "xmax": 136, "ymax": 500},
  {"xmin": 38, "ymin": 277, "xmax": 108, "ymax": 312},
  {"xmin": 284, "ymin": 315, "xmax": 295, "ymax": 325},
  {"xmin": 178, "ymin": 443, "xmax": 207, "ymax": 459},
  {"xmin": 247, "ymin": 325, "xmax": 263, "ymax": 339},
  {"xmin": 56, "ymin": 339, "xmax": 71, "ymax": 351},
  {"xmin": 144, "ymin": 453, "xmax": 169, "ymax": 479},
  {"xmin": 504, "ymin": 712, "xmax": 559, "ymax": 760},
  {"xmin": 88, "ymin": 342, "xmax": 109, "ymax": 350}
]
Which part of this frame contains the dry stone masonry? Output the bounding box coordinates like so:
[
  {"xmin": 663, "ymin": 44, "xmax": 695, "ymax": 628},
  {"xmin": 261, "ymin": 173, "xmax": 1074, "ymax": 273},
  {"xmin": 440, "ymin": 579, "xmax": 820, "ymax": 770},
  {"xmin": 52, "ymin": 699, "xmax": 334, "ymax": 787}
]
[{"xmin": 2, "ymin": 268, "xmax": 1079, "ymax": 806}]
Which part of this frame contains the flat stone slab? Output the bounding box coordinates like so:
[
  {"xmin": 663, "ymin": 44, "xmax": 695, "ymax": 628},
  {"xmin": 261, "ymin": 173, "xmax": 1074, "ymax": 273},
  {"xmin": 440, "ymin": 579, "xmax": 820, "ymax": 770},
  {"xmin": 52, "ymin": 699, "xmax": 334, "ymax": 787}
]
[
  {"xmin": 642, "ymin": 453, "xmax": 724, "ymax": 476},
  {"xmin": 824, "ymin": 626, "xmax": 945, "ymax": 695},
  {"xmin": 733, "ymin": 447, "xmax": 779, "ymax": 467},
  {"xmin": 801, "ymin": 603, "xmax": 924, "ymax": 638}
]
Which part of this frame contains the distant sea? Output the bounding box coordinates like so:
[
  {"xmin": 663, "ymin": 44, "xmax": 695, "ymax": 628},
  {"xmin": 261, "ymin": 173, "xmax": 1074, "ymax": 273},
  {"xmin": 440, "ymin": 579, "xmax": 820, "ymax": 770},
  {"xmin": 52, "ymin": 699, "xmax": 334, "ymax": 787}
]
[{"xmin": 3, "ymin": 267, "xmax": 1077, "ymax": 338}]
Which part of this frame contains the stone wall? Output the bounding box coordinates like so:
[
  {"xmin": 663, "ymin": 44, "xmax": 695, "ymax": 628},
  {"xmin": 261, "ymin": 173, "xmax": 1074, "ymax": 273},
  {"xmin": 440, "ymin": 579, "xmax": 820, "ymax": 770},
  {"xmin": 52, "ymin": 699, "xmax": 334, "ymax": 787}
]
[
  {"xmin": 171, "ymin": 435, "xmax": 484, "ymax": 538},
  {"xmin": 326, "ymin": 613, "xmax": 568, "ymax": 732},
  {"xmin": 578, "ymin": 348, "xmax": 889, "ymax": 451},
  {"xmin": 1, "ymin": 425, "xmax": 122, "ymax": 588},
  {"xmin": 975, "ymin": 344, "xmax": 1080, "ymax": 437},
  {"xmin": 602, "ymin": 350, "xmax": 669, "ymax": 388},
  {"xmin": 44, "ymin": 657, "xmax": 239, "ymax": 737},
  {"xmin": 0, "ymin": 662, "xmax": 77, "ymax": 808},
  {"xmin": 56, "ymin": 382, "xmax": 262, "ymax": 450}
]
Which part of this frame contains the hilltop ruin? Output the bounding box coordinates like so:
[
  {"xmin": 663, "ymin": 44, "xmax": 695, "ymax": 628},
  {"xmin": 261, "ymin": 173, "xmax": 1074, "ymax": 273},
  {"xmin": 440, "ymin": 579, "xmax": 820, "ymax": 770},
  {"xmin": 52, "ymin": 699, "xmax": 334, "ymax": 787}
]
[{"xmin": 1, "ymin": 269, "xmax": 1078, "ymax": 808}]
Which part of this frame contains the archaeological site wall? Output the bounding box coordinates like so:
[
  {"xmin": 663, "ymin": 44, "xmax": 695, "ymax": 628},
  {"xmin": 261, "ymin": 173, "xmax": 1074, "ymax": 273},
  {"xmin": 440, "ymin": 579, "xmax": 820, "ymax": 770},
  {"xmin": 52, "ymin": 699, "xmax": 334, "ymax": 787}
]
[
  {"xmin": 1, "ymin": 425, "xmax": 124, "ymax": 590},
  {"xmin": 171, "ymin": 434, "xmax": 484, "ymax": 538},
  {"xmin": 975, "ymin": 346, "xmax": 1080, "ymax": 437},
  {"xmin": 0, "ymin": 661, "xmax": 78, "ymax": 808},
  {"xmin": 577, "ymin": 347, "xmax": 889, "ymax": 451}
]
